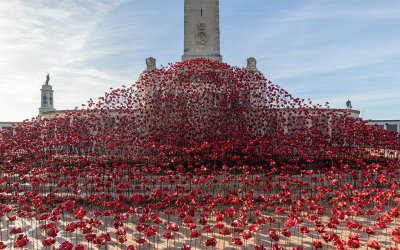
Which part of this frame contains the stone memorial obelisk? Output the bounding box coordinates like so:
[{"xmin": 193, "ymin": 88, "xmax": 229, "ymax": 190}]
[{"xmin": 182, "ymin": 0, "xmax": 222, "ymax": 62}]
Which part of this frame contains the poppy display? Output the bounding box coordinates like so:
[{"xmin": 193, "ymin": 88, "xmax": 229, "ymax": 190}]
[{"xmin": 0, "ymin": 58, "xmax": 399, "ymax": 248}]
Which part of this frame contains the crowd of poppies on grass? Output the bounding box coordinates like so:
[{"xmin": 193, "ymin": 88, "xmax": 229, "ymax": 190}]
[{"xmin": 0, "ymin": 58, "xmax": 400, "ymax": 249}]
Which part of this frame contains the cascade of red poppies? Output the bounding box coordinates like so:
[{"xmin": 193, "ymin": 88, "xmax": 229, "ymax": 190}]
[{"xmin": 0, "ymin": 58, "xmax": 399, "ymax": 249}]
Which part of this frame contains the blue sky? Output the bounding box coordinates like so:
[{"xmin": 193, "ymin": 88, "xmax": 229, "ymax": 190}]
[{"xmin": 0, "ymin": 0, "xmax": 399, "ymax": 121}]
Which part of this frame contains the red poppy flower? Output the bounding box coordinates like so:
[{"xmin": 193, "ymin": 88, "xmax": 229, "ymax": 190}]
[
  {"xmin": 391, "ymin": 235, "xmax": 400, "ymax": 244},
  {"xmin": 363, "ymin": 227, "xmax": 375, "ymax": 235},
  {"xmin": 165, "ymin": 223, "xmax": 180, "ymax": 231},
  {"xmin": 348, "ymin": 239, "xmax": 360, "ymax": 248},
  {"xmin": 226, "ymin": 207, "xmax": 235, "ymax": 217},
  {"xmin": 215, "ymin": 223, "xmax": 224, "ymax": 229},
  {"xmin": 143, "ymin": 227, "xmax": 157, "ymax": 237},
  {"xmin": 348, "ymin": 233, "xmax": 358, "ymax": 240},
  {"xmin": 164, "ymin": 209, "xmax": 174, "ymax": 215},
  {"xmin": 82, "ymin": 226, "xmax": 92, "ymax": 234},
  {"xmin": 93, "ymin": 236, "xmax": 106, "ymax": 247},
  {"xmin": 284, "ymin": 219, "xmax": 295, "ymax": 227},
  {"xmin": 85, "ymin": 234, "xmax": 96, "ymax": 242},
  {"xmin": 321, "ymin": 233, "xmax": 334, "ymax": 243},
  {"xmin": 14, "ymin": 234, "xmax": 29, "ymax": 248},
  {"xmin": 190, "ymin": 231, "xmax": 201, "ymax": 238},
  {"xmin": 8, "ymin": 216, "xmax": 16, "ymax": 221},
  {"xmin": 268, "ymin": 229, "xmax": 279, "ymax": 241},
  {"xmin": 47, "ymin": 228, "xmax": 59, "ymax": 237},
  {"xmin": 203, "ymin": 225, "xmax": 213, "ymax": 232},
  {"xmin": 282, "ymin": 228, "xmax": 291, "ymax": 238},
  {"xmin": 255, "ymin": 243, "xmax": 265, "ymax": 250},
  {"xmin": 181, "ymin": 244, "xmax": 190, "ymax": 250},
  {"xmin": 312, "ymin": 240, "xmax": 323, "ymax": 249},
  {"xmin": 366, "ymin": 240, "xmax": 380, "ymax": 249},
  {"xmin": 42, "ymin": 238, "xmax": 55, "ymax": 247},
  {"xmin": 231, "ymin": 237, "xmax": 243, "ymax": 245},
  {"xmin": 275, "ymin": 207, "xmax": 285, "ymax": 214},
  {"xmin": 248, "ymin": 224, "xmax": 260, "ymax": 232},
  {"xmin": 242, "ymin": 230, "xmax": 252, "ymax": 239},
  {"xmin": 59, "ymin": 241, "xmax": 74, "ymax": 250},
  {"xmin": 115, "ymin": 229, "xmax": 126, "ymax": 236},
  {"xmin": 256, "ymin": 217, "xmax": 266, "ymax": 224},
  {"xmin": 365, "ymin": 210, "xmax": 374, "ymax": 216},
  {"xmin": 205, "ymin": 237, "xmax": 217, "ymax": 247},
  {"xmin": 37, "ymin": 213, "xmax": 50, "ymax": 220},
  {"xmin": 135, "ymin": 225, "xmax": 145, "ymax": 232},
  {"xmin": 299, "ymin": 226, "xmax": 310, "ymax": 234},
  {"xmin": 136, "ymin": 237, "xmax": 146, "ymax": 244},
  {"xmin": 10, "ymin": 228, "xmax": 23, "ymax": 234},
  {"xmin": 183, "ymin": 216, "xmax": 193, "ymax": 224},
  {"xmin": 389, "ymin": 227, "xmax": 400, "ymax": 236},
  {"xmin": 374, "ymin": 222, "xmax": 387, "ymax": 229},
  {"xmin": 75, "ymin": 244, "xmax": 85, "ymax": 250},
  {"xmin": 219, "ymin": 228, "xmax": 231, "ymax": 235},
  {"xmin": 163, "ymin": 232, "xmax": 174, "ymax": 239},
  {"xmin": 117, "ymin": 236, "xmax": 127, "ymax": 243}
]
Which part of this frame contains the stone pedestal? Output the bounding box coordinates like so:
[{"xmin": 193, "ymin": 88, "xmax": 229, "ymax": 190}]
[{"xmin": 39, "ymin": 84, "xmax": 55, "ymax": 113}]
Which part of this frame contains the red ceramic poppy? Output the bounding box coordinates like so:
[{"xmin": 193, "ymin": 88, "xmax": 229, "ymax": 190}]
[
  {"xmin": 205, "ymin": 237, "xmax": 217, "ymax": 247},
  {"xmin": 366, "ymin": 240, "xmax": 380, "ymax": 249}
]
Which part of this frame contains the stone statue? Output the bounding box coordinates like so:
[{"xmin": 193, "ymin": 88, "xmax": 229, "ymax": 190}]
[
  {"xmin": 246, "ymin": 57, "xmax": 258, "ymax": 71},
  {"xmin": 145, "ymin": 57, "xmax": 156, "ymax": 72},
  {"xmin": 346, "ymin": 100, "xmax": 352, "ymax": 110},
  {"xmin": 45, "ymin": 73, "xmax": 50, "ymax": 85}
]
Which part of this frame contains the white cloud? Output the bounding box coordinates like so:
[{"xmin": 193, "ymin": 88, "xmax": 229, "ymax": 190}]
[{"xmin": 0, "ymin": 0, "xmax": 131, "ymax": 121}]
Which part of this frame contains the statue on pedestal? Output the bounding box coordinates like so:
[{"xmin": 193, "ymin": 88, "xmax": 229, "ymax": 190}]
[
  {"xmin": 346, "ymin": 100, "xmax": 352, "ymax": 110},
  {"xmin": 45, "ymin": 73, "xmax": 50, "ymax": 85},
  {"xmin": 246, "ymin": 57, "xmax": 258, "ymax": 71},
  {"xmin": 145, "ymin": 57, "xmax": 156, "ymax": 72}
]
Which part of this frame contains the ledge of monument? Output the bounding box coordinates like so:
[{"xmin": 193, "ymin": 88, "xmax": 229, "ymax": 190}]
[
  {"xmin": 41, "ymin": 85, "xmax": 53, "ymax": 90},
  {"xmin": 182, "ymin": 54, "xmax": 222, "ymax": 62}
]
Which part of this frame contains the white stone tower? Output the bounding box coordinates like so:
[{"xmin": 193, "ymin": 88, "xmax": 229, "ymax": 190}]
[
  {"xmin": 182, "ymin": 0, "xmax": 222, "ymax": 62},
  {"xmin": 39, "ymin": 73, "xmax": 55, "ymax": 113}
]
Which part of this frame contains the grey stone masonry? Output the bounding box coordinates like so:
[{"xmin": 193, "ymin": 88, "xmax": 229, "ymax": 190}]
[
  {"xmin": 39, "ymin": 74, "xmax": 55, "ymax": 114},
  {"xmin": 182, "ymin": 0, "xmax": 222, "ymax": 62},
  {"xmin": 144, "ymin": 57, "xmax": 156, "ymax": 73}
]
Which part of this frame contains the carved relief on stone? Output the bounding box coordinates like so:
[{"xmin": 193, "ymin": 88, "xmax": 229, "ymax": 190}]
[
  {"xmin": 196, "ymin": 23, "xmax": 208, "ymax": 46},
  {"xmin": 196, "ymin": 32, "xmax": 208, "ymax": 45},
  {"xmin": 197, "ymin": 23, "xmax": 206, "ymax": 30},
  {"xmin": 145, "ymin": 57, "xmax": 156, "ymax": 72}
]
